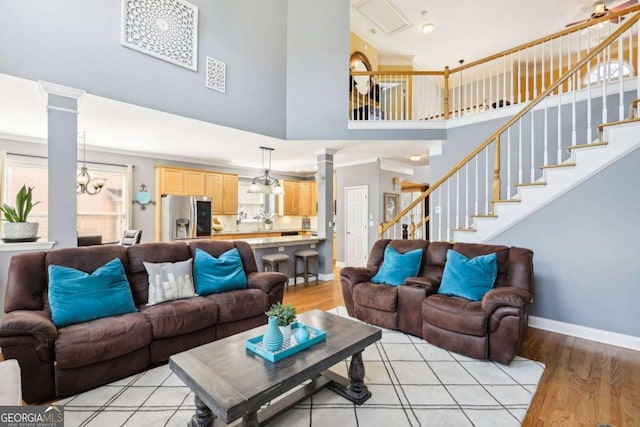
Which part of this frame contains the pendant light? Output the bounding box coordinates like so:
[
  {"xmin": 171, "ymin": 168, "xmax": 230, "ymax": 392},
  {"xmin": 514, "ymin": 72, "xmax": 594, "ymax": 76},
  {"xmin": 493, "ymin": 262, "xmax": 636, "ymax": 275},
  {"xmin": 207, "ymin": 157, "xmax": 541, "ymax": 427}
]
[
  {"xmin": 77, "ymin": 132, "xmax": 107, "ymax": 195},
  {"xmin": 247, "ymin": 147, "xmax": 284, "ymax": 195}
]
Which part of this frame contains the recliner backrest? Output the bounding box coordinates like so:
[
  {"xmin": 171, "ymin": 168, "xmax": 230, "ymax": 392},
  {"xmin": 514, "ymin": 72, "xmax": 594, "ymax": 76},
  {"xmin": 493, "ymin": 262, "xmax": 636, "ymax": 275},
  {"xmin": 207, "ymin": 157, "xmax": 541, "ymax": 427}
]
[{"xmin": 120, "ymin": 230, "xmax": 142, "ymax": 247}]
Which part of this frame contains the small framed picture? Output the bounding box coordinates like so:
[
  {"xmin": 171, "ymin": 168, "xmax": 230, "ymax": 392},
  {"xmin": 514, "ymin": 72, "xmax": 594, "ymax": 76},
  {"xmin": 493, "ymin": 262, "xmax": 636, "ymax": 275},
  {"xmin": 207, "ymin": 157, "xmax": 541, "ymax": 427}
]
[{"xmin": 384, "ymin": 193, "xmax": 399, "ymax": 222}]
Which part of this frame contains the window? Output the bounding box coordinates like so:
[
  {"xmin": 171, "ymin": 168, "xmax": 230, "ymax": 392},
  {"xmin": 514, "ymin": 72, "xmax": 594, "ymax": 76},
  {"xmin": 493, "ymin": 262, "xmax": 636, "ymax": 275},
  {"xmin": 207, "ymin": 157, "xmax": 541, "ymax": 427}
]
[
  {"xmin": 237, "ymin": 178, "xmax": 276, "ymax": 221},
  {"xmin": 2, "ymin": 154, "xmax": 130, "ymax": 243},
  {"xmin": 584, "ymin": 61, "xmax": 633, "ymax": 85}
]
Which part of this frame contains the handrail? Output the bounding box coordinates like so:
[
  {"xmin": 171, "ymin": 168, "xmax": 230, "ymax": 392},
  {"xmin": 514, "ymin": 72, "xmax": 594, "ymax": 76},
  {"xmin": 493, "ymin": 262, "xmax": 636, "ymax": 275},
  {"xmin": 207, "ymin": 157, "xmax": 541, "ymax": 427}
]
[
  {"xmin": 379, "ymin": 10, "xmax": 640, "ymax": 238},
  {"xmin": 448, "ymin": 4, "xmax": 640, "ymax": 74}
]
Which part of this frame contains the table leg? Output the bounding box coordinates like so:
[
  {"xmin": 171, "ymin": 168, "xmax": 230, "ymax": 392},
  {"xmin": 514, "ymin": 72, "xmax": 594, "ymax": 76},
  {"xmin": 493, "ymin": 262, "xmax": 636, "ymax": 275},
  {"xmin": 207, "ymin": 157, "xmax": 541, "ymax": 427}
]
[
  {"xmin": 189, "ymin": 395, "xmax": 215, "ymax": 427},
  {"xmin": 346, "ymin": 351, "xmax": 371, "ymax": 403},
  {"xmin": 241, "ymin": 411, "xmax": 259, "ymax": 427}
]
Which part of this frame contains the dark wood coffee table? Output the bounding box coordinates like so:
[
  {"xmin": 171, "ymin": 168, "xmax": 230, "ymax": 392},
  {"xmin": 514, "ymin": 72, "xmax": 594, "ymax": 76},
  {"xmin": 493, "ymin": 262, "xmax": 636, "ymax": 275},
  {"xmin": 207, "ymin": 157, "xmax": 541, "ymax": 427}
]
[{"xmin": 169, "ymin": 310, "xmax": 381, "ymax": 427}]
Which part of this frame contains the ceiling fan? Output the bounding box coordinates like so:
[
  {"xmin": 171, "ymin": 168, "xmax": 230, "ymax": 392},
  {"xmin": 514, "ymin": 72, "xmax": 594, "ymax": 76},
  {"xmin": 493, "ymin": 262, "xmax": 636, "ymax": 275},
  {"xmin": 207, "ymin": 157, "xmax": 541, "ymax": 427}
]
[{"xmin": 565, "ymin": 0, "xmax": 638, "ymax": 28}]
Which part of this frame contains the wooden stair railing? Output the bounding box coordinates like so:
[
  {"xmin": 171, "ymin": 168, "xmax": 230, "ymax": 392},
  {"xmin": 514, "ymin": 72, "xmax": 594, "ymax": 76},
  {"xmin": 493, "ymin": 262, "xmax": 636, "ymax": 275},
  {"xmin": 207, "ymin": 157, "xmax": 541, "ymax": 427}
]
[
  {"xmin": 352, "ymin": 4, "xmax": 640, "ymax": 122},
  {"xmin": 380, "ymin": 10, "xmax": 640, "ymax": 241}
]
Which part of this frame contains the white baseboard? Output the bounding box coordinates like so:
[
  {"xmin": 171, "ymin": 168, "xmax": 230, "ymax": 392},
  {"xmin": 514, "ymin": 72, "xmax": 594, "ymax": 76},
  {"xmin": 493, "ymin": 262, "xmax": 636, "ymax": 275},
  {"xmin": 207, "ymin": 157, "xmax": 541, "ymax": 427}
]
[
  {"xmin": 529, "ymin": 315, "xmax": 640, "ymax": 352},
  {"xmin": 335, "ymin": 261, "xmax": 346, "ymax": 268},
  {"xmin": 287, "ymin": 273, "xmax": 334, "ymax": 285}
]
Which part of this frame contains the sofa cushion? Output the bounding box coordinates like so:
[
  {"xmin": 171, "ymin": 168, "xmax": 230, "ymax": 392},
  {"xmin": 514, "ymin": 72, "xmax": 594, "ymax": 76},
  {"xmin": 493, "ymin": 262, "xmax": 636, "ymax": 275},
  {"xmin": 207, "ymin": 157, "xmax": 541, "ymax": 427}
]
[
  {"xmin": 140, "ymin": 296, "xmax": 218, "ymax": 339},
  {"xmin": 48, "ymin": 258, "xmax": 138, "ymax": 328},
  {"xmin": 438, "ymin": 249, "xmax": 497, "ymax": 301},
  {"xmin": 206, "ymin": 289, "xmax": 269, "ymax": 323},
  {"xmin": 371, "ymin": 245, "xmax": 423, "ymax": 286},
  {"xmin": 422, "ymin": 294, "xmax": 487, "ymax": 337},
  {"xmin": 194, "ymin": 248, "xmax": 248, "ymax": 295},
  {"xmin": 144, "ymin": 258, "xmax": 197, "ymax": 306},
  {"xmin": 353, "ymin": 283, "xmax": 398, "ymax": 312},
  {"xmin": 55, "ymin": 312, "xmax": 151, "ymax": 369}
]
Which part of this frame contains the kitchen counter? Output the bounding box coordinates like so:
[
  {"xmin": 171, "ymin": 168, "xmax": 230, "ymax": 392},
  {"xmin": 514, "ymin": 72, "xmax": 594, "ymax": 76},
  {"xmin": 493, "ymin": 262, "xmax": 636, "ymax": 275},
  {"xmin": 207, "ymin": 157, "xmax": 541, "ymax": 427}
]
[
  {"xmin": 210, "ymin": 229, "xmax": 316, "ymax": 240},
  {"xmin": 236, "ymin": 235, "xmax": 322, "ymax": 249}
]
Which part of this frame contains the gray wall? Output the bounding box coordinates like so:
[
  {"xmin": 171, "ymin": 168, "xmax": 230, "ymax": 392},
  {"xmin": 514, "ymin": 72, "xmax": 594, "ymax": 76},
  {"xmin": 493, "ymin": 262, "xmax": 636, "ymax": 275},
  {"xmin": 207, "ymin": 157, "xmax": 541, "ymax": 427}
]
[
  {"xmin": 0, "ymin": 0, "xmax": 445, "ymax": 142},
  {"xmin": 0, "ymin": 0, "xmax": 288, "ymax": 138},
  {"xmin": 488, "ymin": 147, "xmax": 640, "ymax": 337}
]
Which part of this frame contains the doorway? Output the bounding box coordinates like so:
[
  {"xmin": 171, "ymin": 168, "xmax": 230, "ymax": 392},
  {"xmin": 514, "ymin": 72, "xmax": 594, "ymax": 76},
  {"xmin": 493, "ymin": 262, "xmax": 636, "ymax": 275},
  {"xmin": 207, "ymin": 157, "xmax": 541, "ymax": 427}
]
[{"xmin": 345, "ymin": 186, "xmax": 368, "ymax": 267}]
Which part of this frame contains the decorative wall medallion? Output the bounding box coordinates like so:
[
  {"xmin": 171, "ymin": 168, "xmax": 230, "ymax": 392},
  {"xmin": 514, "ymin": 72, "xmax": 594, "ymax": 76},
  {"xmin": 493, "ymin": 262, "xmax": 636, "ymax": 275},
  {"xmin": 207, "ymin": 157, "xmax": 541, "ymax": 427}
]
[
  {"xmin": 121, "ymin": 0, "xmax": 199, "ymax": 71},
  {"xmin": 206, "ymin": 57, "xmax": 226, "ymax": 93}
]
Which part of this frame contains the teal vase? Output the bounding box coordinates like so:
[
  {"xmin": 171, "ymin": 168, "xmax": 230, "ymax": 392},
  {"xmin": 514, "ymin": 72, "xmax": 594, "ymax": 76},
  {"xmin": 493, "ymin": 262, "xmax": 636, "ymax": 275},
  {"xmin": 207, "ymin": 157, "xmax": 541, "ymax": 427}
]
[
  {"xmin": 295, "ymin": 323, "xmax": 310, "ymax": 343},
  {"xmin": 263, "ymin": 316, "xmax": 283, "ymax": 352}
]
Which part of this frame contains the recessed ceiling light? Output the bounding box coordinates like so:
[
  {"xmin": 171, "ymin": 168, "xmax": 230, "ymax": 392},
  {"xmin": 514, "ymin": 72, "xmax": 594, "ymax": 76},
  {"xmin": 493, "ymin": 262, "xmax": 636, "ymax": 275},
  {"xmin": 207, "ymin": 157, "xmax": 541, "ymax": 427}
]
[
  {"xmin": 409, "ymin": 154, "xmax": 422, "ymax": 162},
  {"xmin": 421, "ymin": 23, "xmax": 435, "ymax": 34}
]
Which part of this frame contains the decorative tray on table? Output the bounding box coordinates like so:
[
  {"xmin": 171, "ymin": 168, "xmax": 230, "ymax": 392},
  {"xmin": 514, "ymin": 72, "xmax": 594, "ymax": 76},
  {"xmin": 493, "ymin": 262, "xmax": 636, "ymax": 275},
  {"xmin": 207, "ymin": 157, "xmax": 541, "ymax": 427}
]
[{"xmin": 246, "ymin": 322, "xmax": 326, "ymax": 362}]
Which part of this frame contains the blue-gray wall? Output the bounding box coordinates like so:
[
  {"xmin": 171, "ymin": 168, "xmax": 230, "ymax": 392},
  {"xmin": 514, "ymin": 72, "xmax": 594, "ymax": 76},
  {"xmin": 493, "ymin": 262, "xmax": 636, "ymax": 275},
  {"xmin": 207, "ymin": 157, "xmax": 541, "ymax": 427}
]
[
  {"xmin": 488, "ymin": 147, "xmax": 640, "ymax": 337},
  {"xmin": 0, "ymin": 0, "xmax": 288, "ymax": 138}
]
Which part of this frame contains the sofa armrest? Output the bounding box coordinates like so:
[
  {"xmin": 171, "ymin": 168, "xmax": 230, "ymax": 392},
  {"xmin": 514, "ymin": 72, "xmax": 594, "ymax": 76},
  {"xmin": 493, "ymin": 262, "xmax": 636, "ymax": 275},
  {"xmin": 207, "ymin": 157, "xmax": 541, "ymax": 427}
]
[
  {"xmin": 481, "ymin": 287, "xmax": 532, "ymax": 314},
  {"xmin": 403, "ymin": 277, "xmax": 440, "ymax": 294},
  {"xmin": 247, "ymin": 271, "xmax": 287, "ymax": 295},
  {"xmin": 0, "ymin": 310, "xmax": 57, "ymax": 351},
  {"xmin": 339, "ymin": 267, "xmax": 373, "ymax": 287}
]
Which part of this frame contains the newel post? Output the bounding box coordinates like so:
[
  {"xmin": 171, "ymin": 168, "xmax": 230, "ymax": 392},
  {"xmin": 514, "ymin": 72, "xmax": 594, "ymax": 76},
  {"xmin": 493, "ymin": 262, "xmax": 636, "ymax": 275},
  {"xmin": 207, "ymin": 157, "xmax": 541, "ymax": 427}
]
[
  {"xmin": 444, "ymin": 66, "xmax": 450, "ymax": 119},
  {"xmin": 492, "ymin": 136, "xmax": 501, "ymax": 211}
]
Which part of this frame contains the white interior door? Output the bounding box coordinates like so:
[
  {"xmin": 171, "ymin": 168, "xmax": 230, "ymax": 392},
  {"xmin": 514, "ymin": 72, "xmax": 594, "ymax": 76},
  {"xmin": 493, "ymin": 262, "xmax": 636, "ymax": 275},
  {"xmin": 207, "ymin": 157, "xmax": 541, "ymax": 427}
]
[{"xmin": 345, "ymin": 186, "xmax": 368, "ymax": 267}]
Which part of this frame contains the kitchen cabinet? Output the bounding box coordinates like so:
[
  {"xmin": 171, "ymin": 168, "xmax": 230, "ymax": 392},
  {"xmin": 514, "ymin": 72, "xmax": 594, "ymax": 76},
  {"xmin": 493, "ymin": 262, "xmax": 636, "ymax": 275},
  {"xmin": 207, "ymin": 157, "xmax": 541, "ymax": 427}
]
[
  {"xmin": 158, "ymin": 167, "xmax": 184, "ymax": 195},
  {"xmin": 184, "ymin": 170, "xmax": 205, "ymax": 195},
  {"xmin": 206, "ymin": 173, "xmax": 238, "ymax": 215},
  {"xmin": 222, "ymin": 174, "xmax": 238, "ymax": 214},
  {"xmin": 298, "ymin": 181, "xmax": 311, "ymax": 216},
  {"xmin": 280, "ymin": 180, "xmax": 317, "ymax": 216},
  {"xmin": 282, "ymin": 180, "xmax": 299, "ymax": 215}
]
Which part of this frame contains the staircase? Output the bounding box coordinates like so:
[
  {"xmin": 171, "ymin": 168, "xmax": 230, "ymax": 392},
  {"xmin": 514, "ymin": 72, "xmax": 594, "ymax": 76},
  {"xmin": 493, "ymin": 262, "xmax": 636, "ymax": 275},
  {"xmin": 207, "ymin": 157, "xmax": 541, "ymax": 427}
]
[
  {"xmin": 455, "ymin": 117, "xmax": 640, "ymax": 243},
  {"xmin": 380, "ymin": 11, "xmax": 640, "ymax": 243}
]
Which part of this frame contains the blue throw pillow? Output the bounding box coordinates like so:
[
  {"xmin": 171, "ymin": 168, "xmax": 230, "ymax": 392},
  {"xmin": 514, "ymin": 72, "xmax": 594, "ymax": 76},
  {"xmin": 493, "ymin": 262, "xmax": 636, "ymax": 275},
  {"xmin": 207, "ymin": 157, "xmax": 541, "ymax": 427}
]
[
  {"xmin": 438, "ymin": 249, "xmax": 498, "ymax": 301},
  {"xmin": 371, "ymin": 245, "xmax": 423, "ymax": 286},
  {"xmin": 48, "ymin": 258, "xmax": 138, "ymax": 328},
  {"xmin": 194, "ymin": 248, "xmax": 248, "ymax": 295}
]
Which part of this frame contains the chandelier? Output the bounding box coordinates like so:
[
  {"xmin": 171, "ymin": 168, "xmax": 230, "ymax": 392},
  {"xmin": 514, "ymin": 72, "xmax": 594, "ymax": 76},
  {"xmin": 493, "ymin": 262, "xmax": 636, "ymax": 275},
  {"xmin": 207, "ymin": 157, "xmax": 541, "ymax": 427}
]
[
  {"xmin": 77, "ymin": 132, "xmax": 107, "ymax": 196},
  {"xmin": 248, "ymin": 146, "xmax": 284, "ymax": 195}
]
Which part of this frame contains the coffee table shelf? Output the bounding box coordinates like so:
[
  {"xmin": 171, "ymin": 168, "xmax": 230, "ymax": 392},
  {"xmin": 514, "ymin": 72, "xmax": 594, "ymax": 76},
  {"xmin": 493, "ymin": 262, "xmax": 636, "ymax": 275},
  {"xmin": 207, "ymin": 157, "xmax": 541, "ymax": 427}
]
[{"xmin": 245, "ymin": 322, "xmax": 326, "ymax": 362}]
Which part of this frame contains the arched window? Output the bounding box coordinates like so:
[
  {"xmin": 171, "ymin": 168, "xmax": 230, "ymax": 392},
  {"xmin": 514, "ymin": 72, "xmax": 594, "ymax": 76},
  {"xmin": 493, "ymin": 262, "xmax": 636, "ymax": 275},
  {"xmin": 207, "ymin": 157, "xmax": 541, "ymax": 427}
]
[{"xmin": 584, "ymin": 61, "xmax": 633, "ymax": 85}]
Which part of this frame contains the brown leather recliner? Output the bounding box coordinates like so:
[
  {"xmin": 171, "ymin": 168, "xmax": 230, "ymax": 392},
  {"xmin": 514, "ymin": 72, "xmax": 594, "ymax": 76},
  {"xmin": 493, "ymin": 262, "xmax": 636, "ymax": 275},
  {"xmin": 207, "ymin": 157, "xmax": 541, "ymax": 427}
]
[
  {"xmin": 341, "ymin": 239, "xmax": 534, "ymax": 365},
  {"xmin": 0, "ymin": 241, "xmax": 286, "ymax": 403}
]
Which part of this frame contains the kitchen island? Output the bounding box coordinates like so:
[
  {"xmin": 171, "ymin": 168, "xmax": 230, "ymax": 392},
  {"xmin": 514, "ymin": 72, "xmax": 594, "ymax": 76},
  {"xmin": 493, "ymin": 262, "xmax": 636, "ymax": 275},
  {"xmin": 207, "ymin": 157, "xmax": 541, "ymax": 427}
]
[{"xmin": 235, "ymin": 235, "xmax": 325, "ymax": 283}]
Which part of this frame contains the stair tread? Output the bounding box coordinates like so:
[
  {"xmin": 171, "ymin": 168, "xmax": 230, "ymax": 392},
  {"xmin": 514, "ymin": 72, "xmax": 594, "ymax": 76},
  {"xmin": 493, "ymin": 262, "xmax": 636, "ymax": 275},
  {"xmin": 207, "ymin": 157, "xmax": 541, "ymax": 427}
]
[
  {"xmin": 598, "ymin": 117, "xmax": 640, "ymax": 130},
  {"xmin": 515, "ymin": 182, "xmax": 547, "ymax": 187},
  {"xmin": 540, "ymin": 162, "xmax": 576, "ymax": 169},
  {"xmin": 493, "ymin": 199, "xmax": 521, "ymax": 203},
  {"xmin": 568, "ymin": 142, "xmax": 608, "ymax": 151},
  {"xmin": 471, "ymin": 214, "xmax": 498, "ymax": 218},
  {"xmin": 453, "ymin": 227, "xmax": 476, "ymax": 232}
]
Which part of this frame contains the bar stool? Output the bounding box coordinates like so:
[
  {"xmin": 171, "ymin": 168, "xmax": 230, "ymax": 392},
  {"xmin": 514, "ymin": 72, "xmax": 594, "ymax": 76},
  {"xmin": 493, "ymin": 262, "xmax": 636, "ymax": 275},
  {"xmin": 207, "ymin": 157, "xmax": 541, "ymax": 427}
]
[
  {"xmin": 293, "ymin": 250, "xmax": 319, "ymax": 287},
  {"xmin": 261, "ymin": 253, "xmax": 291, "ymax": 289}
]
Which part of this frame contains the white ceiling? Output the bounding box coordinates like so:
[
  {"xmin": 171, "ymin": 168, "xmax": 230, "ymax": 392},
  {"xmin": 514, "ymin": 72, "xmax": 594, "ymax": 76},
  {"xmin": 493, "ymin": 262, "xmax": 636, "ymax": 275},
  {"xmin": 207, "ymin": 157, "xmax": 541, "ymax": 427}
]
[
  {"xmin": 0, "ymin": 1, "xmax": 627, "ymax": 176},
  {"xmin": 350, "ymin": 0, "xmax": 628, "ymax": 70}
]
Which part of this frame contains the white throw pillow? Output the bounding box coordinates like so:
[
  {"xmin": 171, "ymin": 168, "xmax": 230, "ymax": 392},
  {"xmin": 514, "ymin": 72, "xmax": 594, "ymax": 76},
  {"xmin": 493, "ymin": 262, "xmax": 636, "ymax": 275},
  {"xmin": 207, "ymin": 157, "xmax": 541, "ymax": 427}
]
[{"xmin": 144, "ymin": 258, "xmax": 197, "ymax": 306}]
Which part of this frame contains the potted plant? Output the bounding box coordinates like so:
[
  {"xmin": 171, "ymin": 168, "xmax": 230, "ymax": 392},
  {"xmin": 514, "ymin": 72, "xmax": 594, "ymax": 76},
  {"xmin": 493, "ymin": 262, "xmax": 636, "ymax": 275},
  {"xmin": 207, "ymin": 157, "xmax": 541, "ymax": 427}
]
[
  {"xmin": 265, "ymin": 302, "xmax": 297, "ymax": 341},
  {"xmin": 0, "ymin": 184, "xmax": 40, "ymax": 241}
]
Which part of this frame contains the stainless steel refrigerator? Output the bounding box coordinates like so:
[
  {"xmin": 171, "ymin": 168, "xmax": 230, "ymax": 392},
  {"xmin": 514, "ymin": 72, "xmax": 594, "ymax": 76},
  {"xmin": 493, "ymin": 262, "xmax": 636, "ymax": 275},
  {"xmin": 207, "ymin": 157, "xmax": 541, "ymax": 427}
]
[{"xmin": 161, "ymin": 195, "xmax": 212, "ymax": 241}]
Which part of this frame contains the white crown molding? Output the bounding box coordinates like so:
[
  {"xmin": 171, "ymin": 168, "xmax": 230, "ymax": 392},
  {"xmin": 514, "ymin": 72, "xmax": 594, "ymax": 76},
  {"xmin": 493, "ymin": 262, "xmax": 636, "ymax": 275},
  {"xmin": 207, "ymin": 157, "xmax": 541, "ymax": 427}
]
[
  {"xmin": 379, "ymin": 158, "xmax": 414, "ymax": 175},
  {"xmin": 529, "ymin": 315, "xmax": 640, "ymax": 352},
  {"xmin": 38, "ymin": 81, "xmax": 85, "ymax": 100},
  {"xmin": 334, "ymin": 157, "xmax": 379, "ymax": 169}
]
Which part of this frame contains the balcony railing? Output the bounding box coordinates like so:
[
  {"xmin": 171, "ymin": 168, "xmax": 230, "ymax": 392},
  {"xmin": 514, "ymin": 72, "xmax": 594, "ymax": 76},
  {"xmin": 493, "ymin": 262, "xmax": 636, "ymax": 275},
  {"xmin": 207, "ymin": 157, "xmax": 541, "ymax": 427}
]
[{"xmin": 350, "ymin": 4, "xmax": 640, "ymax": 123}]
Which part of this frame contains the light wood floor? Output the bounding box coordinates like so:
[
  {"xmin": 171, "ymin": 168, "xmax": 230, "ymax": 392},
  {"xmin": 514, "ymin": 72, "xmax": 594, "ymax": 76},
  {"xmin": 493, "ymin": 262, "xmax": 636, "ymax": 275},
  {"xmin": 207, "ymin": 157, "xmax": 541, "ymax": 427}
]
[{"xmin": 284, "ymin": 277, "xmax": 640, "ymax": 427}]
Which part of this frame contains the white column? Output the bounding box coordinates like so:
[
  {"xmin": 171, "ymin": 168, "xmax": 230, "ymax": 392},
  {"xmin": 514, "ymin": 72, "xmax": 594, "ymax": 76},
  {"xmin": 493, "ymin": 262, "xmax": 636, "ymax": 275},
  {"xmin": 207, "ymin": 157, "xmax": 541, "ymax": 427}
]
[{"xmin": 40, "ymin": 81, "xmax": 85, "ymax": 248}]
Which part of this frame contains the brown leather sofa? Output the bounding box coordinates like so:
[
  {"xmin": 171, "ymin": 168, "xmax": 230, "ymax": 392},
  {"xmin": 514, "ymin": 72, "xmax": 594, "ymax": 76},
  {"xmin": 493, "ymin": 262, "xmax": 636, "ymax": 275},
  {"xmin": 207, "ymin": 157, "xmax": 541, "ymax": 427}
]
[
  {"xmin": 0, "ymin": 240, "xmax": 286, "ymax": 403},
  {"xmin": 341, "ymin": 239, "xmax": 533, "ymax": 365}
]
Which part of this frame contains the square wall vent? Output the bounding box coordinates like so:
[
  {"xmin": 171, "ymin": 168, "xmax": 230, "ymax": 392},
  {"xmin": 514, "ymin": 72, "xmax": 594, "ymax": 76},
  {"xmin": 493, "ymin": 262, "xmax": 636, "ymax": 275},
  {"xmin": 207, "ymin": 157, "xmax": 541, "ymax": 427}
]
[{"xmin": 354, "ymin": 0, "xmax": 412, "ymax": 35}]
